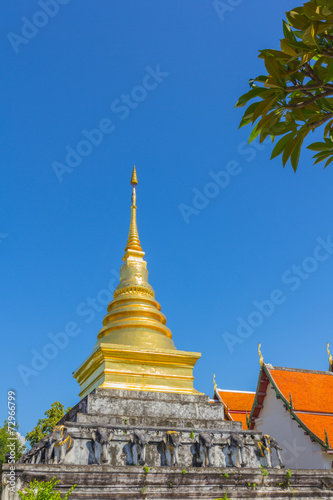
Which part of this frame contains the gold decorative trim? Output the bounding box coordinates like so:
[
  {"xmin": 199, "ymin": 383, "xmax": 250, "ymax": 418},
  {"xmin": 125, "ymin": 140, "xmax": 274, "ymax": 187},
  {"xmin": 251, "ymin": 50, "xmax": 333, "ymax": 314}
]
[
  {"xmin": 54, "ymin": 434, "xmax": 72, "ymax": 448},
  {"xmin": 113, "ymin": 286, "xmax": 155, "ymax": 298},
  {"xmin": 257, "ymin": 435, "xmax": 271, "ymax": 457}
]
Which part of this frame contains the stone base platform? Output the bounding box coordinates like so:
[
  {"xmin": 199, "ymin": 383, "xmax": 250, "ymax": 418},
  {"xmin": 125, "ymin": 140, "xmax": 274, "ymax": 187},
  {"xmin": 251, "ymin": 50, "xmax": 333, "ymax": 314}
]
[
  {"xmin": 62, "ymin": 388, "xmax": 225, "ymax": 428},
  {"xmin": 6, "ymin": 388, "xmax": 333, "ymax": 499},
  {"xmin": 2, "ymin": 463, "xmax": 333, "ymax": 500}
]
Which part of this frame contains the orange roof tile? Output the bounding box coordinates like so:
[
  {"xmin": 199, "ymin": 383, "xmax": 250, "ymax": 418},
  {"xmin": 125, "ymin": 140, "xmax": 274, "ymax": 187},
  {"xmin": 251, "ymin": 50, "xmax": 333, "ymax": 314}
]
[
  {"xmin": 217, "ymin": 390, "xmax": 255, "ymax": 412},
  {"xmin": 216, "ymin": 390, "xmax": 255, "ymax": 430},
  {"xmin": 269, "ymin": 367, "xmax": 333, "ymax": 413},
  {"xmin": 228, "ymin": 412, "xmax": 248, "ymax": 430},
  {"xmin": 294, "ymin": 412, "xmax": 333, "ymax": 446}
]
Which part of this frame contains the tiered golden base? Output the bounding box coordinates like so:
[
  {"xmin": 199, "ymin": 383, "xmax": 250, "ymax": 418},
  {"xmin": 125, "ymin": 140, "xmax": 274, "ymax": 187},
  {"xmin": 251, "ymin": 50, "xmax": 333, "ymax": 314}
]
[{"xmin": 73, "ymin": 343, "xmax": 202, "ymax": 399}]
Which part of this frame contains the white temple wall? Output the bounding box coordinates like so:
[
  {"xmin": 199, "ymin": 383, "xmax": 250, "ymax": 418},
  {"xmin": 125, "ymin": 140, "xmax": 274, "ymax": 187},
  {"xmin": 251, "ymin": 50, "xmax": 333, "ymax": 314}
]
[{"xmin": 254, "ymin": 382, "xmax": 331, "ymax": 469}]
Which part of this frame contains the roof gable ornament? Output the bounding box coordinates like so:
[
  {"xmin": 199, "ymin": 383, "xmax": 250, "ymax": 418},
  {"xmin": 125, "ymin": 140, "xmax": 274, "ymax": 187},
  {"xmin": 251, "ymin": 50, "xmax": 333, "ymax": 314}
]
[
  {"xmin": 325, "ymin": 428, "xmax": 330, "ymax": 448},
  {"xmin": 258, "ymin": 342, "xmax": 264, "ymax": 367},
  {"xmin": 245, "ymin": 410, "xmax": 250, "ymax": 429},
  {"xmin": 327, "ymin": 342, "xmax": 333, "ymax": 372},
  {"xmin": 213, "ymin": 374, "xmax": 217, "ymax": 393},
  {"xmin": 288, "ymin": 392, "xmax": 293, "ymax": 411}
]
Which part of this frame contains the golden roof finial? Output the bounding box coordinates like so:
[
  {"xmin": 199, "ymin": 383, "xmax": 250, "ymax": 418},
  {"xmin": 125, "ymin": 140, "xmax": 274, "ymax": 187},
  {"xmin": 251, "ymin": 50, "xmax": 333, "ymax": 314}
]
[
  {"xmin": 258, "ymin": 342, "xmax": 264, "ymax": 367},
  {"xmin": 131, "ymin": 165, "xmax": 138, "ymax": 186},
  {"xmin": 125, "ymin": 166, "xmax": 143, "ymax": 253},
  {"xmin": 327, "ymin": 342, "xmax": 332, "ymax": 367},
  {"xmin": 213, "ymin": 374, "xmax": 217, "ymax": 393}
]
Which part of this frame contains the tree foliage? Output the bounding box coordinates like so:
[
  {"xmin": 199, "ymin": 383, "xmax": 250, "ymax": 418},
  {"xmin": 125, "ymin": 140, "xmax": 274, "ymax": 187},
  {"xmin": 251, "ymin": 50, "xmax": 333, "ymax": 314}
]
[
  {"xmin": 18, "ymin": 477, "xmax": 76, "ymax": 499},
  {"xmin": 236, "ymin": 0, "xmax": 333, "ymax": 171},
  {"xmin": 25, "ymin": 402, "xmax": 71, "ymax": 448},
  {"xmin": 0, "ymin": 420, "xmax": 26, "ymax": 464}
]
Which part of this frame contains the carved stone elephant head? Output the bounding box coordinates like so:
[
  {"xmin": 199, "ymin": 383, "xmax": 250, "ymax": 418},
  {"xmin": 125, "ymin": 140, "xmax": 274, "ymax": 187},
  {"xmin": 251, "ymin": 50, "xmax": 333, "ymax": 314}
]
[
  {"xmin": 131, "ymin": 430, "xmax": 149, "ymax": 465},
  {"xmin": 123, "ymin": 430, "xmax": 149, "ymax": 466},
  {"xmin": 90, "ymin": 428, "xmax": 113, "ymax": 465},
  {"xmin": 191, "ymin": 433, "xmax": 214, "ymax": 467},
  {"xmin": 47, "ymin": 425, "xmax": 73, "ymax": 464},
  {"xmin": 161, "ymin": 431, "xmax": 181, "ymax": 467},
  {"xmin": 255, "ymin": 434, "xmax": 284, "ymax": 468},
  {"xmin": 226, "ymin": 433, "xmax": 247, "ymax": 467}
]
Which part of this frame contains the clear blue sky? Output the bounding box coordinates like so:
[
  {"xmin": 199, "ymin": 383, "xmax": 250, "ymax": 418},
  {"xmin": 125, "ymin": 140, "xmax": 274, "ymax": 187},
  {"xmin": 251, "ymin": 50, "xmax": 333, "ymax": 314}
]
[{"xmin": 1, "ymin": 0, "xmax": 333, "ymax": 440}]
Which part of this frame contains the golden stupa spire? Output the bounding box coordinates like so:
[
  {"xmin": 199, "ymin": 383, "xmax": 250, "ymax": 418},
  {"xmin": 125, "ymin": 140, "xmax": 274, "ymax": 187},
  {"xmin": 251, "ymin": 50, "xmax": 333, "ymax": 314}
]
[
  {"xmin": 124, "ymin": 166, "xmax": 143, "ymax": 254},
  {"xmin": 73, "ymin": 167, "xmax": 201, "ymax": 398}
]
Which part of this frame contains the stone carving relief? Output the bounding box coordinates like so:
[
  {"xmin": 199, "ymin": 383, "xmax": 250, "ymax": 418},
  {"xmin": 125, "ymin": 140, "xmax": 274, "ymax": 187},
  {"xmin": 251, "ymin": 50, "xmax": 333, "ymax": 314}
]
[
  {"xmin": 123, "ymin": 430, "xmax": 149, "ymax": 466},
  {"xmin": 19, "ymin": 437, "xmax": 49, "ymax": 464},
  {"xmin": 255, "ymin": 434, "xmax": 285, "ymax": 468},
  {"xmin": 158, "ymin": 431, "xmax": 181, "ymax": 466},
  {"xmin": 191, "ymin": 433, "xmax": 214, "ymax": 467},
  {"xmin": 226, "ymin": 433, "xmax": 247, "ymax": 468},
  {"xmin": 90, "ymin": 428, "xmax": 113, "ymax": 465},
  {"xmin": 47, "ymin": 425, "xmax": 74, "ymax": 464}
]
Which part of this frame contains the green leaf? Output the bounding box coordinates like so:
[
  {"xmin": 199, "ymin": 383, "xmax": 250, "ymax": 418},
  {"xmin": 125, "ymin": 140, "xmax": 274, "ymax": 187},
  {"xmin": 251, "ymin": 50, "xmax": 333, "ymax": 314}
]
[
  {"xmin": 282, "ymin": 136, "xmax": 299, "ymax": 167},
  {"xmin": 271, "ymin": 131, "xmax": 296, "ymax": 159},
  {"xmin": 269, "ymin": 122, "xmax": 296, "ymax": 136},
  {"xmin": 307, "ymin": 141, "xmax": 332, "ymax": 151},
  {"xmin": 318, "ymin": 98, "xmax": 333, "ymax": 112},
  {"xmin": 313, "ymin": 151, "xmax": 332, "ymax": 164},
  {"xmin": 312, "ymin": 150, "xmax": 331, "ymax": 158},
  {"xmin": 259, "ymin": 114, "xmax": 279, "ymax": 142},
  {"xmin": 302, "ymin": 23, "xmax": 318, "ymax": 46},
  {"xmin": 324, "ymin": 155, "xmax": 333, "ymax": 168},
  {"xmin": 303, "ymin": 3, "xmax": 323, "ymax": 22},
  {"xmin": 235, "ymin": 87, "xmax": 268, "ymax": 108},
  {"xmin": 283, "ymin": 20, "xmax": 296, "ymax": 42},
  {"xmin": 253, "ymin": 75, "xmax": 268, "ymax": 83},
  {"xmin": 248, "ymin": 123, "xmax": 261, "ymax": 143},
  {"xmin": 239, "ymin": 101, "xmax": 262, "ymax": 128},
  {"xmin": 286, "ymin": 10, "xmax": 308, "ymax": 30},
  {"xmin": 263, "ymin": 55, "xmax": 284, "ymax": 81},
  {"xmin": 252, "ymin": 95, "xmax": 276, "ymax": 122},
  {"xmin": 324, "ymin": 137, "xmax": 333, "ymax": 146},
  {"xmin": 290, "ymin": 135, "xmax": 304, "ymax": 171}
]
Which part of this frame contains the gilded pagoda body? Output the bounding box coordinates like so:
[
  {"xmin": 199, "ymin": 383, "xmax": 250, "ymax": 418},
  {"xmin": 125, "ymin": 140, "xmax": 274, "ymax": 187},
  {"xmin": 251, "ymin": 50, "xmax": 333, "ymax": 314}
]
[{"xmin": 73, "ymin": 167, "xmax": 201, "ymax": 398}]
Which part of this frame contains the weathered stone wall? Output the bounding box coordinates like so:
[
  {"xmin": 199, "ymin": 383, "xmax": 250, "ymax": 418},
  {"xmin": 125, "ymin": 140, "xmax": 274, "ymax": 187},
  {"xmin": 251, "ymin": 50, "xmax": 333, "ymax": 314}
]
[{"xmin": 2, "ymin": 463, "xmax": 333, "ymax": 500}]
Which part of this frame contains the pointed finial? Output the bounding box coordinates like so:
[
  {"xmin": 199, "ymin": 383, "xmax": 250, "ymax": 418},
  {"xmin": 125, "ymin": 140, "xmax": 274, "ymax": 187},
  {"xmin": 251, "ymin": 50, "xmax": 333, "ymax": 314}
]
[
  {"xmin": 325, "ymin": 428, "xmax": 330, "ymax": 448},
  {"xmin": 131, "ymin": 165, "xmax": 138, "ymax": 186},
  {"xmin": 289, "ymin": 392, "xmax": 293, "ymax": 410},
  {"xmin": 124, "ymin": 167, "xmax": 143, "ymax": 254},
  {"xmin": 213, "ymin": 374, "xmax": 217, "ymax": 393},
  {"xmin": 258, "ymin": 342, "xmax": 264, "ymax": 367},
  {"xmin": 327, "ymin": 342, "xmax": 332, "ymax": 365},
  {"xmin": 246, "ymin": 410, "xmax": 250, "ymax": 429}
]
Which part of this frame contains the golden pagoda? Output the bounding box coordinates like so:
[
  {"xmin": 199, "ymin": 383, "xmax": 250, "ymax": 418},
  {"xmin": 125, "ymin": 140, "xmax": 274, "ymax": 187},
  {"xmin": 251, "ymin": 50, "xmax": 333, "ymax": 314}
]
[{"xmin": 73, "ymin": 167, "xmax": 201, "ymax": 398}]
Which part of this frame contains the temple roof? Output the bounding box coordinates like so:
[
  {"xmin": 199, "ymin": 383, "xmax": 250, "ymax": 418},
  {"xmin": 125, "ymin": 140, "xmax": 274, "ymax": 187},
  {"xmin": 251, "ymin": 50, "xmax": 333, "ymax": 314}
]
[
  {"xmin": 249, "ymin": 364, "xmax": 333, "ymax": 451},
  {"xmin": 214, "ymin": 389, "xmax": 255, "ymax": 430}
]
